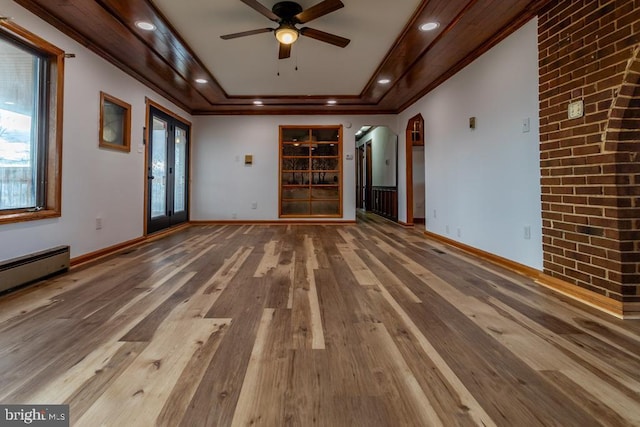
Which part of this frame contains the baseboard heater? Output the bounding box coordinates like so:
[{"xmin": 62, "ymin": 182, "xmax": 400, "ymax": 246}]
[{"xmin": 0, "ymin": 245, "xmax": 70, "ymax": 293}]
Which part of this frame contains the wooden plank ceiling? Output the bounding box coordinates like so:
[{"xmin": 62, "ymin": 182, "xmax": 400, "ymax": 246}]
[{"xmin": 14, "ymin": 0, "xmax": 550, "ymax": 115}]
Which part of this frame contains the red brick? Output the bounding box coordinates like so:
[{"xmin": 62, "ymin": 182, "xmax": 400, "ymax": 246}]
[
  {"xmin": 562, "ymin": 195, "xmax": 589, "ymax": 205},
  {"xmin": 561, "ymin": 157, "xmax": 588, "ymax": 167},
  {"xmin": 563, "ymin": 214, "xmax": 590, "ymax": 224},
  {"xmin": 575, "ymin": 206, "xmax": 604, "ymax": 216},
  {"xmin": 562, "ymin": 176, "xmax": 587, "ymax": 185},
  {"xmin": 573, "ymin": 165, "xmax": 602, "ymax": 175},
  {"xmin": 572, "ymin": 145, "xmax": 601, "ymax": 156},
  {"xmin": 559, "ymin": 137, "xmax": 589, "ymax": 148},
  {"xmin": 577, "ymin": 244, "xmax": 608, "ymax": 258},
  {"xmin": 564, "ymin": 268, "xmax": 593, "ymax": 283},
  {"xmin": 575, "ymin": 186, "xmax": 604, "ymax": 195},
  {"xmin": 576, "ymin": 262, "xmax": 607, "ymax": 278},
  {"xmin": 539, "ymin": 0, "xmax": 639, "ymax": 301},
  {"xmin": 597, "ymin": 73, "xmax": 626, "ymax": 90}
]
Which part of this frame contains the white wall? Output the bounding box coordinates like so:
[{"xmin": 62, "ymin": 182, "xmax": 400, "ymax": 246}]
[
  {"xmin": 368, "ymin": 127, "xmax": 398, "ymax": 187},
  {"xmin": 0, "ymin": 1, "xmax": 191, "ymax": 261},
  {"xmin": 191, "ymin": 115, "xmax": 397, "ymax": 221},
  {"xmin": 398, "ymin": 18, "xmax": 543, "ymax": 269}
]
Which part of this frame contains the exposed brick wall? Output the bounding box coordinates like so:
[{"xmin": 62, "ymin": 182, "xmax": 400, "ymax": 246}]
[{"xmin": 538, "ymin": 0, "xmax": 640, "ymax": 310}]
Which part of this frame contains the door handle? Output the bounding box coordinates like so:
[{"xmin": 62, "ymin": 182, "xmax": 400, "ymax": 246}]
[{"xmin": 148, "ymin": 176, "xmax": 154, "ymax": 180}]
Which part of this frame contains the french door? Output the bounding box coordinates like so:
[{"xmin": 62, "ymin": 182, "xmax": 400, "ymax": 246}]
[{"xmin": 146, "ymin": 105, "xmax": 190, "ymax": 234}]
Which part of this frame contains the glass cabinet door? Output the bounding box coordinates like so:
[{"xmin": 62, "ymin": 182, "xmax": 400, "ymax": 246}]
[{"xmin": 280, "ymin": 126, "xmax": 342, "ymax": 218}]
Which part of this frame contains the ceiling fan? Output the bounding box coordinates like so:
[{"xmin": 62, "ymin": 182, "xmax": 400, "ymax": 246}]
[{"xmin": 220, "ymin": 0, "xmax": 350, "ymax": 59}]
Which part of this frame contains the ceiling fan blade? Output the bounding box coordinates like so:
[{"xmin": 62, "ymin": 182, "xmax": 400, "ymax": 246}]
[
  {"xmin": 240, "ymin": 0, "xmax": 280, "ymax": 21},
  {"xmin": 300, "ymin": 27, "xmax": 350, "ymax": 48},
  {"xmin": 279, "ymin": 43, "xmax": 292, "ymax": 59},
  {"xmin": 295, "ymin": 0, "xmax": 344, "ymax": 24},
  {"xmin": 220, "ymin": 28, "xmax": 273, "ymax": 40}
]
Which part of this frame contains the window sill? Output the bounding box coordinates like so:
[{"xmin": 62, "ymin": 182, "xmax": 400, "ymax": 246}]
[{"xmin": 0, "ymin": 209, "xmax": 61, "ymax": 225}]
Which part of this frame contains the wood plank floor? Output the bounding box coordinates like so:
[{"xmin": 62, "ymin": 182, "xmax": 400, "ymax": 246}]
[{"xmin": 1, "ymin": 213, "xmax": 640, "ymax": 426}]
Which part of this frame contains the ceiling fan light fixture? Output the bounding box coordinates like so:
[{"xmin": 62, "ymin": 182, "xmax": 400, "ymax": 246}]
[
  {"xmin": 275, "ymin": 25, "xmax": 299, "ymax": 45},
  {"xmin": 378, "ymin": 78, "xmax": 391, "ymax": 84}
]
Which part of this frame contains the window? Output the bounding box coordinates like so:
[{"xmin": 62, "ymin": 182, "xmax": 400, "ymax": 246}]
[
  {"xmin": 280, "ymin": 126, "xmax": 342, "ymax": 217},
  {"xmin": 0, "ymin": 21, "xmax": 64, "ymax": 224},
  {"xmin": 99, "ymin": 92, "xmax": 131, "ymax": 152}
]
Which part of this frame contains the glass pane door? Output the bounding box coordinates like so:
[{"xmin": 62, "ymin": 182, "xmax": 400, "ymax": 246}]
[
  {"xmin": 174, "ymin": 126, "xmax": 187, "ymax": 214},
  {"xmin": 150, "ymin": 117, "xmax": 168, "ymax": 219},
  {"xmin": 147, "ymin": 106, "xmax": 190, "ymax": 234}
]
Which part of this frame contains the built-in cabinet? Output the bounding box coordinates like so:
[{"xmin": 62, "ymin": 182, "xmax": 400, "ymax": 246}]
[{"xmin": 279, "ymin": 126, "xmax": 342, "ymax": 218}]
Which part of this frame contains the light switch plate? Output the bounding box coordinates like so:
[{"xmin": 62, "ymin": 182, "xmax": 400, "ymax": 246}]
[{"xmin": 568, "ymin": 100, "xmax": 584, "ymax": 119}]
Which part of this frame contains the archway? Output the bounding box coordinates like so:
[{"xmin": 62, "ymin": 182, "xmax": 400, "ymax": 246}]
[{"xmin": 405, "ymin": 113, "xmax": 424, "ymax": 226}]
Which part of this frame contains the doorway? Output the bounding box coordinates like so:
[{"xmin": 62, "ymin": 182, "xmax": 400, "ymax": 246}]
[{"xmin": 146, "ymin": 103, "xmax": 190, "ymax": 234}]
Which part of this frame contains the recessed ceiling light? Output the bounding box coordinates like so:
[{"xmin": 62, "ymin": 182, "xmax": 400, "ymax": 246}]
[
  {"xmin": 378, "ymin": 78, "xmax": 391, "ymax": 84},
  {"xmin": 327, "ymin": 100, "xmax": 337, "ymax": 105},
  {"xmin": 135, "ymin": 21, "xmax": 156, "ymax": 31},
  {"xmin": 253, "ymin": 100, "xmax": 263, "ymax": 105},
  {"xmin": 419, "ymin": 22, "xmax": 440, "ymax": 32},
  {"xmin": 195, "ymin": 78, "xmax": 208, "ymax": 84}
]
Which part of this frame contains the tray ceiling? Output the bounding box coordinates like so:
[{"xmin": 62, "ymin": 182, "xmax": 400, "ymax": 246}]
[{"xmin": 11, "ymin": 0, "xmax": 550, "ymax": 115}]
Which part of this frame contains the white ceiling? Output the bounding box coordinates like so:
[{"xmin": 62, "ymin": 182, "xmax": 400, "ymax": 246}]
[{"xmin": 152, "ymin": 0, "xmax": 422, "ymax": 97}]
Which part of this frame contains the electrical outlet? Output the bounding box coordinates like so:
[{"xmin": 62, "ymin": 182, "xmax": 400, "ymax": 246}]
[
  {"xmin": 457, "ymin": 227, "xmax": 461, "ymax": 237},
  {"xmin": 251, "ymin": 201, "xmax": 257, "ymax": 209},
  {"xmin": 232, "ymin": 212, "xmax": 237, "ymax": 219},
  {"xmin": 524, "ymin": 225, "xmax": 531, "ymax": 240},
  {"xmin": 95, "ymin": 217, "xmax": 102, "ymax": 230},
  {"xmin": 433, "ymin": 209, "xmax": 437, "ymax": 218},
  {"xmin": 522, "ymin": 118, "xmax": 530, "ymax": 133},
  {"xmin": 446, "ymin": 225, "xmax": 450, "ymax": 234}
]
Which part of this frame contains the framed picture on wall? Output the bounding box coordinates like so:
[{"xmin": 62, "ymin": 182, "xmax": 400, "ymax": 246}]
[{"xmin": 99, "ymin": 91, "xmax": 131, "ymax": 152}]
